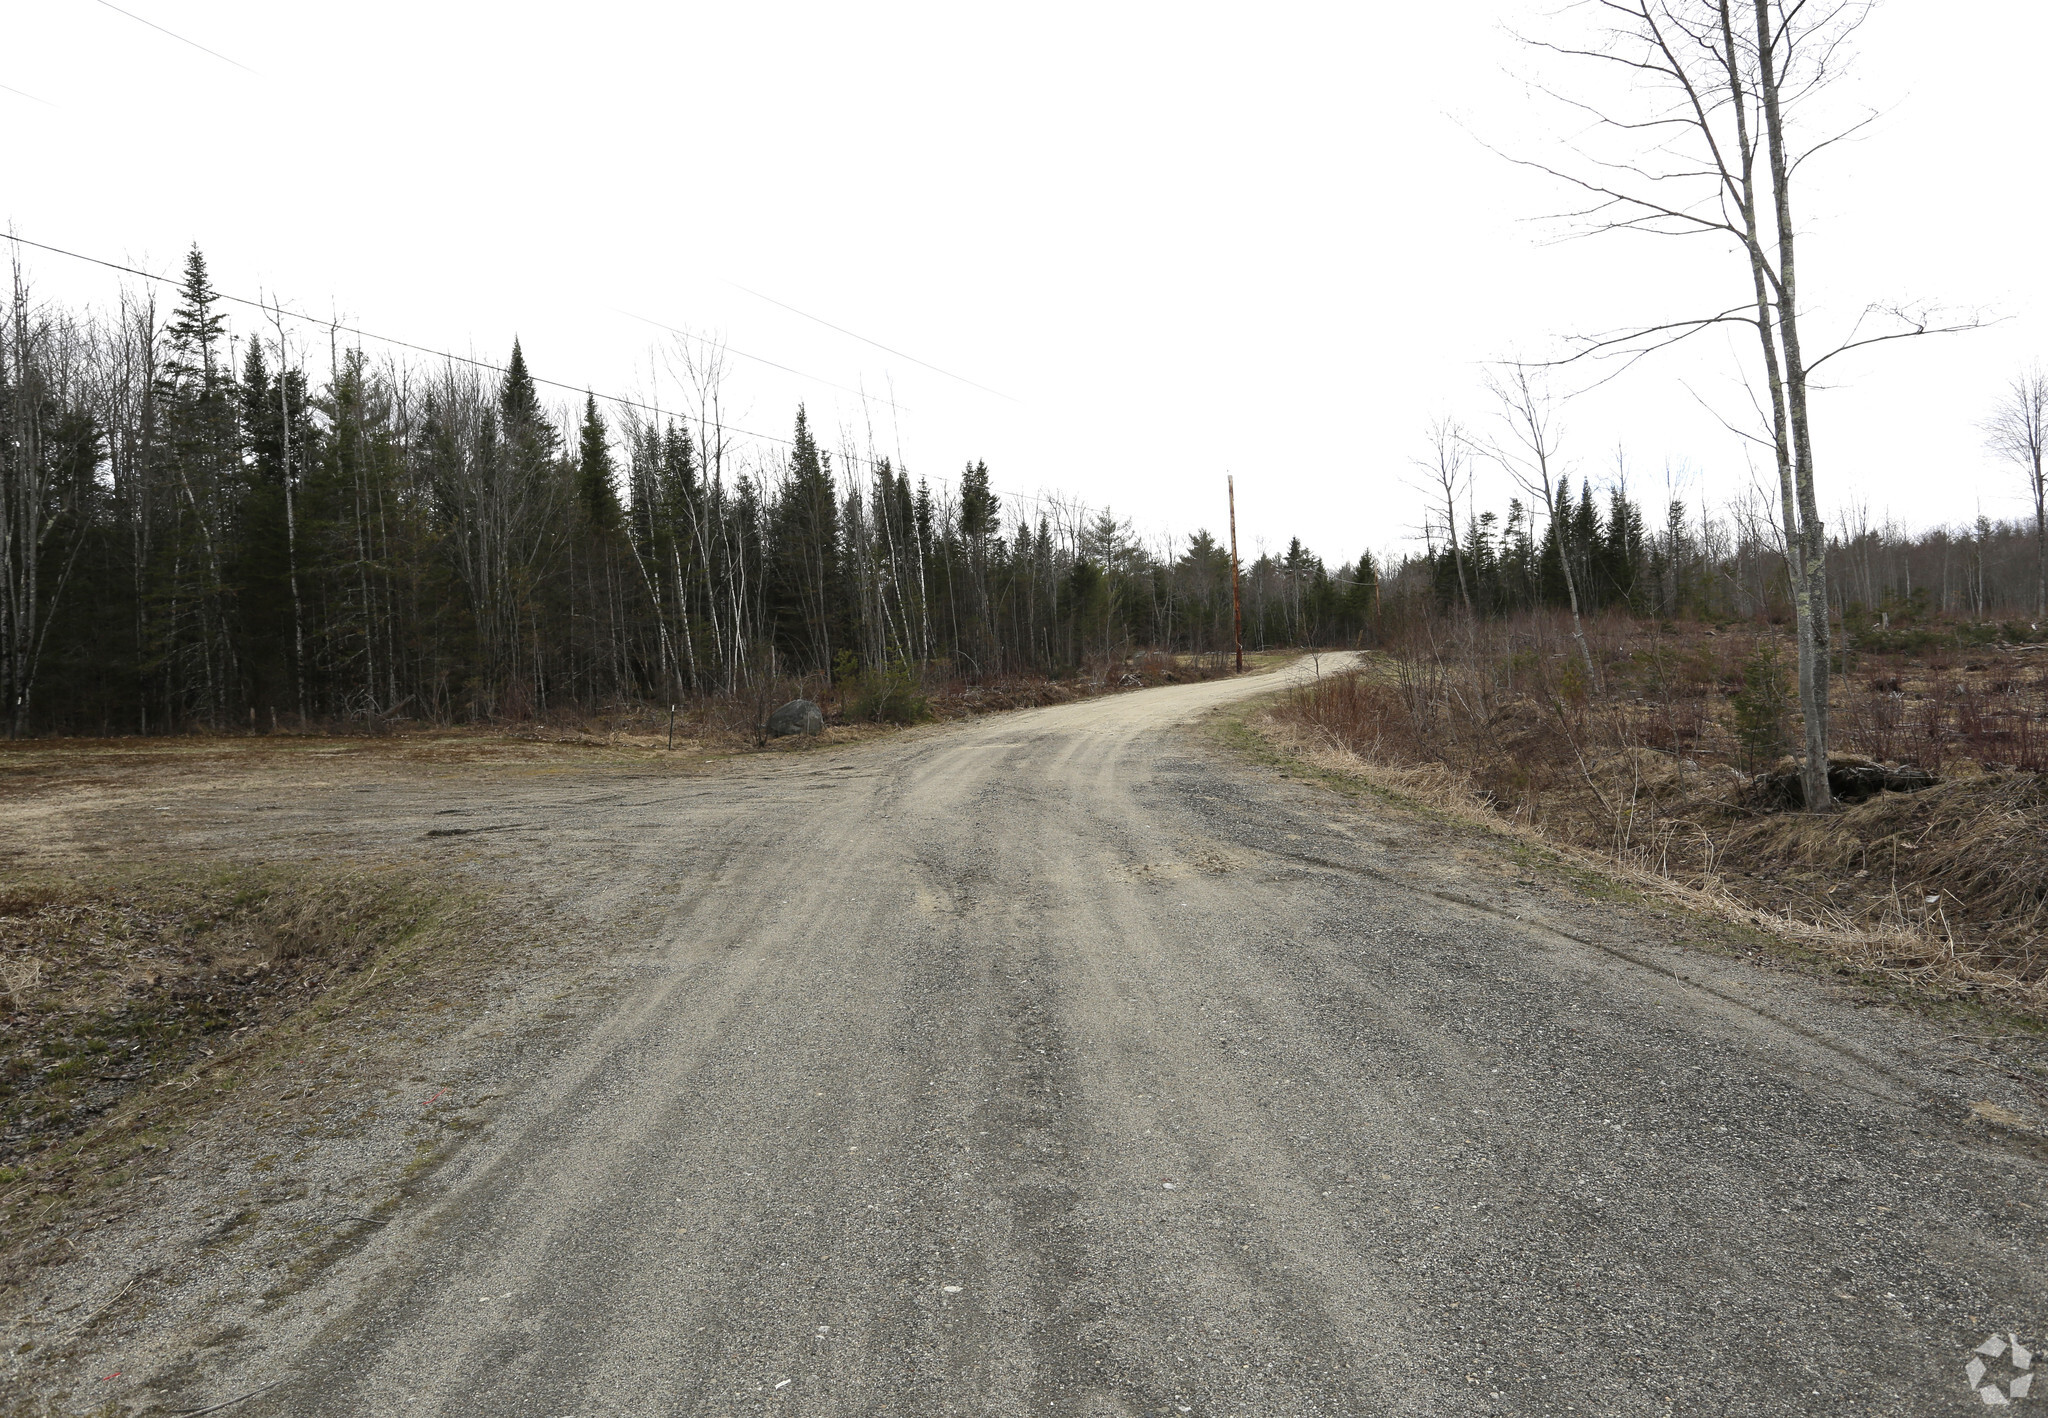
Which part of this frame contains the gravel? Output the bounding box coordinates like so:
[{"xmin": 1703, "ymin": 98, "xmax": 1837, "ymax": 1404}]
[{"xmin": 10, "ymin": 656, "xmax": 2045, "ymax": 1416}]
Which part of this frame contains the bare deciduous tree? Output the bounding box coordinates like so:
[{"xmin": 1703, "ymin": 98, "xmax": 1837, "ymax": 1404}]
[
  {"xmin": 1483, "ymin": 364, "xmax": 1598, "ymax": 683},
  {"xmin": 1984, "ymin": 366, "xmax": 2048, "ymax": 620},
  {"xmin": 1414, "ymin": 416, "xmax": 1475, "ymax": 613},
  {"xmin": 1, "ymin": 253, "xmax": 91, "ymax": 738},
  {"xmin": 1509, "ymin": 0, "xmax": 1976, "ymax": 811}
]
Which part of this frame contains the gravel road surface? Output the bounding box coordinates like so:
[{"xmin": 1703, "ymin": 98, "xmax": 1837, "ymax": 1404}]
[{"xmin": 27, "ymin": 658, "xmax": 2048, "ymax": 1416}]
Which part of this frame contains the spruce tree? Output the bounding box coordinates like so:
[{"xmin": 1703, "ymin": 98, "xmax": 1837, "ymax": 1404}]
[
  {"xmin": 154, "ymin": 244, "xmax": 241, "ymax": 722},
  {"xmin": 500, "ymin": 339, "xmax": 542, "ymax": 431},
  {"xmin": 959, "ymin": 460, "xmax": 999, "ymax": 544},
  {"xmin": 232, "ymin": 339, "xmax": 293, "ymax": 717},
  {"xmin": 1573, "ymin": 481, "xmax": 1602, "ymax": 607},
  {"xmin": 576, "ymin": 394, "xmax": 620, "ymax": 529},
  {"xmin": 164, "ymin": 246, "xmax": 228, "ymax": 383},
  {"xmin": 770, "ymin": 407, "xmax": 844, "ymax": 673}
]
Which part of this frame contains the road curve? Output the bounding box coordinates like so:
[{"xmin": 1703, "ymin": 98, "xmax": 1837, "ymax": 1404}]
[{"xmin": 217, "ymin": 656, "xmax": 2043, "ymax": 1417}]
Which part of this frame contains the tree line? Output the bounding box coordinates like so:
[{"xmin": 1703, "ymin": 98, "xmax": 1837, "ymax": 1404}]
[
  {"xmin": 1402, "ymin": 473, "xmax": 2047, "ymax": 633},
  {"xmin": 0, "ymin": 248, "xmax": 1379, "ymax": 737}
]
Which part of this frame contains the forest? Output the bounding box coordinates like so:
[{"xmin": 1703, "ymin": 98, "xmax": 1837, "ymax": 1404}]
[
  {"xmin": 0, "ymin": 248, "xmax": 1377, "ymax": 737},
  {"xmin": 2, "ymin": 243, "xmax": 2042, "ymax": 740},
  {"xmin": 1400, "ymin": 474, "xmax": 2046, "ymax": 632}
]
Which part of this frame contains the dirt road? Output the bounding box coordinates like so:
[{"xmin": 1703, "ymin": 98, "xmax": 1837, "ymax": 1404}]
[{"xmin": 18, "ymin": 657, "xmax": 2048, "ymax": 1415}]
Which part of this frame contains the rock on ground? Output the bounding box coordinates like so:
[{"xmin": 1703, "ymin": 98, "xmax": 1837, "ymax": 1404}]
[{"xmin": 766, "ymin": 698, "xmax": 825, "ymax": 737}]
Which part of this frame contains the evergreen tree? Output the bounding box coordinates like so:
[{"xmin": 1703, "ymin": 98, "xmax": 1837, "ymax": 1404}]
[
  {"xmin": 163, "ymin": 246, "xmax": 228, "ymax": 382},
  {"xmin": 769, "ymin": 406, "xmax": 841, "ymax": 673},
  {"xmin": 154, "ymin": 244, "xmax": 242, "ymax": 722},
  {"xmin": 576, "ymin": 394, "xmax": 620, "ymax": 530},
  {"xmin": 233, "ymin": 340, "xmax": 298, "ymax": 718},
  {"xmin": 1599, "ymin": 485, "xmax": 1647, "ymax": 610},
  {"xmin": 1573, "ymin": 481, "xmax": 1602, "ymax": 606},
  {"xmin": 959, "ymin": 459, "xmax": 999, "ymax": 544},
  {"xmin": 500, "ymin": 339, "xmax": 542, "ymax": 431}
]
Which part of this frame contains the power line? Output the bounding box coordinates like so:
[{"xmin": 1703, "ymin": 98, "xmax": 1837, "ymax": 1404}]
[
  {"xmin": 92, "ymin": 0, "xmax": 260, "ymax": 76},
  {"xmin": 2, "ymin": 230, "xmax": 806, "ymax": 445},
  {"xmin": 728, "ymin": 281, "xmax": 1018, "ymax": 404},
  {"xmin": 4, "ymin": 231, "xmax": 1120, "ymax": 526},
  {"xmin": 0, "ymin": 80, "xmax": 59, "ymax": 107},
  {"xmin": 0, "ymin": 230, "xmax": 996, "ymax": 483},
  {"xmin": 6, "ymin": 231, "xmax": 1171, "ymax": 540},
  {"xmin": 608, "ymin": 306, "xmax": 911, "ymax": 414}
]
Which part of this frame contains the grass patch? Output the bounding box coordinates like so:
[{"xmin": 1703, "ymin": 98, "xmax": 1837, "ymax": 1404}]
[
  {"xmin": 0, "ymin": 857, "xmax": 480, "ymax": 1293},
  {"xmin": 1263, "ymin": 621, "xmax": 2048, "ymax": 1019}
]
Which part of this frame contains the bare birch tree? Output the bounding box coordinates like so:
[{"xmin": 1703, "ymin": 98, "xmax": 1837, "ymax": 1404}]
[
  {"xmin": 1415, "ymin": 416, "xmax": 1475, "ymax": 613},
  {"xmin": 1984, "ymin": 366, "xmax": 2048, "ymax": 620},
  {"xmin": 1511, "ymin": 0, "xmax": 1974, "ymax": 810},
  {"xmin": 1, "ymin": 255, "xmax": 92, "ymax": 737},
  {"xmin": 1483, "ymin": 364, "xmax": 1598, "ymax": 682},
  {"xmin": 262, "ymin": 299, "xmax": 308, "ymax": 722}
]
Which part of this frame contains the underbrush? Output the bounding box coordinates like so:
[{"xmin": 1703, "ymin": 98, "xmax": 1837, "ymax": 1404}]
[
  {"xmin": 1272, "ymin": 612, "xmax": 2048, "ymax": 1012},
  {"xmin": 26, "ymin": 651, "xmax": 1244, "ymax": 756},
  {"xmin": 297, "ymin": 650, "xmax": 1242, "ymax": 751}
]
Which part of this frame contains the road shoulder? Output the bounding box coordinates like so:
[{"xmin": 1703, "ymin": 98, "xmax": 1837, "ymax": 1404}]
[{"xmin": 1209, "ymin": 693, "xmax": 2048, "ymax": 1147}]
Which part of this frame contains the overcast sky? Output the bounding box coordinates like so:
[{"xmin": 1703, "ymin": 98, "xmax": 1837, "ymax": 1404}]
[{"xmin": 7, "ymin": 1, "xmax": 2044, "ymax": 564}]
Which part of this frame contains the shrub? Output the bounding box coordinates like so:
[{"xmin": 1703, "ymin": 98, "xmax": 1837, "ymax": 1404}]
[
  {"xmin": 1849, "ymin": 624, "xmax": 1948, "ymax": 655},
  {"xmin": 1729, "ymin": 638, "xmax": 1793, "ymax": 771},
  {"xmin": 849, "ymin": 663, "xmax": 931, "ymax": 725}
]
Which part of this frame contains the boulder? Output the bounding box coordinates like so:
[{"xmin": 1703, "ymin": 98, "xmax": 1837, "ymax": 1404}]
[{"xmin": 766, "ymin": 698, "xmax": 825, "ymax": 738}]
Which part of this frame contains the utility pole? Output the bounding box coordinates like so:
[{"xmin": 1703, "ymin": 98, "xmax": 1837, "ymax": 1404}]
[{"xmin": 1227, "ymin": 475, "xmax": 1244, "ymax": 674}]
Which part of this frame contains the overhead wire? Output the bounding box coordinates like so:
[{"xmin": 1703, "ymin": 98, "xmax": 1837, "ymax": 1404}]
[
  {"xmin": 729, "ymin": 281, "xmax": 1019, "ymax": 404},
  {"xmin": 6, "ymin": 233, "xmax": 1160, "ymax": 538},
  {"xmin": 0, "ymin": 80, "xmax": 59, "ymax": 107},
  {"xmin": 0, "ymin": 231, "xmax": 1090, "ymax": 511},
  {"xmin": 0, "ymin": 231, "xmax": 860, "ymax": 456},
  {"xmin": 91, "ymin": 0, "xmax": 260, "ymax": 76},
  {"xmin": 608, "ymin": 305, "xmax": 911, "ymax": 414}
]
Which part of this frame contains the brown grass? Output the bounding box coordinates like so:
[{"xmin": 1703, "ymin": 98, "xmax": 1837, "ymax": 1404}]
[
  {"xmin": 0, "ymin": 653, "xmax": 1244, "ymax": 764},
  {"xmin": 0, "ymin": 862, "xmax": 455, "ymax": 1175},
  {"xmin": 1273, "ymin": 613, "xmax": 2048, "ymax": 1014}
]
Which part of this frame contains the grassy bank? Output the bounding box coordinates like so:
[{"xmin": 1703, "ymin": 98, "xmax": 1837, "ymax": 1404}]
[
  {"xmin": 1265, "ymin": 615, "xmax": 2048, "ymax": 1018},
  {"xmin": 0, "ymin": 859, "xmax": 479, "ymax": 1292}
]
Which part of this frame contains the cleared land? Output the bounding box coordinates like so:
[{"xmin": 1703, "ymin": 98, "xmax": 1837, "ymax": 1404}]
[{"xmin": 3, "ymin": 656, "xmax": 2046, "ymax": 1416}]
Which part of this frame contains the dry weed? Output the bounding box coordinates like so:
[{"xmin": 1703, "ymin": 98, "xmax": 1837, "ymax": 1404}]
[{"xmin": 1267, "ymin": 657, "xmax": 2048, "ymax": 1017}]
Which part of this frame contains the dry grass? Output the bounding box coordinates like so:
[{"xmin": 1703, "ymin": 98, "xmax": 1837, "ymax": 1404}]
[
  {"xmin": 1273, "ymin": 613, "xmax": 2048, "ymax": 1015},
  {"xmin": 0, "ymin": 855, "xmax": 487, "ymax": 1308},
  {"xmin": 4, "ymin": 653, "xmax": 1245, "ymax": 766},
  {"xmin": 0, "ymin": 862, "xmax": 455, "ymax": 1175},
  {"xmin": 1268, "ymin": 715, "xmax": 2048, "ymax": 1015}
]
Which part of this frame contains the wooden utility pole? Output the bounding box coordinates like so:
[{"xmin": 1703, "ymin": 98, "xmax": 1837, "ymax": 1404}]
[{"xmin": 1227, "ymin": 475, "xmax": 1244, "ymax": 674}]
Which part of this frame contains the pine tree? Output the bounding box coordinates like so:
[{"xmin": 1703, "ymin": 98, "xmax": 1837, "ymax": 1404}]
[
  {"xmin": 576, "ymin": 394, "xmax": 620, "ymax": 530},
  {"xmin": 500, "ymin": 339, "xmax": 542, "ymax": 432},
  {"xmin": 770, "ymin": 406, "xmax": 841, "ymax": 673},
  {"xmin": 163, "ymin": 246, "xmax": 228, "ymax": 384},
  {"xmin": 154, "ymin": 244, "xmax": 242, "ymax": 723}
]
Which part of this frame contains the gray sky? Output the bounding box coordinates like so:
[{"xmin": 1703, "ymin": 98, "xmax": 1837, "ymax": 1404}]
[{"xmin": 7, "ymin": 1, "xmax": 2044, "ymax": 563}]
